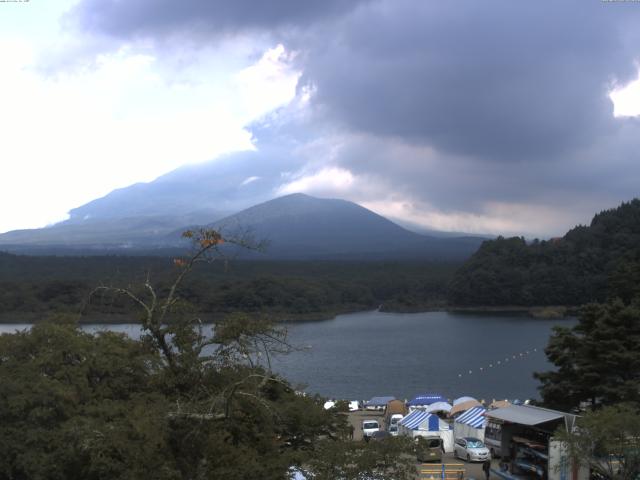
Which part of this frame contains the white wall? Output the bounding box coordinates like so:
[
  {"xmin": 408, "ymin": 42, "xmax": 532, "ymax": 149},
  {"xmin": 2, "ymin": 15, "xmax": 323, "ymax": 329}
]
[{"xmin": 548, "ymin": 440, "xmax": 589, "ymax": 480}]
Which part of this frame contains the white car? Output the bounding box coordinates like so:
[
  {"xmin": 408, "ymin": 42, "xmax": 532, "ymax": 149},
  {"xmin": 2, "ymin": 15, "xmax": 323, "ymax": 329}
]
[
  {"xmin": 348, "ymin": 400, "xmax": 360, "ymax": 412},
  {"xmin": 388, "ymin": 424, "xmax": 399, "ymax": 436},
  {"xmin": 454, "ymin": 437, "xmax": 491, "ymax": 462},
  {"xmin": 389, "ymin": 413, "xmax": 403, "ymax": 426},
  {"xmin": 362, "ymin": 420, "xmax": 380, "ymax": 437},
  {"xmin": 323, "ymin": 400, "xmax": 336, "ymax": 410}
]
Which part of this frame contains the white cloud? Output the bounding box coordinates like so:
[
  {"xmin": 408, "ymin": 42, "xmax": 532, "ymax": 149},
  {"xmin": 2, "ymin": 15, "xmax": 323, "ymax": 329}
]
[
  {"xmin": 277, "ymin": 167, "xmax": 355, "ymax": 196},
  {"xmin": 610, "ymin": 67, "xmax": 640, "ymax": 117},
  {"xmin": 0, "ymin": 14, "xmax": 299, "ymax": 233},
  {"xmin": 236, "ymin": 44, "xmax": 300, "ymax": 120},
  {"xmin": 241, "ymin": 176, "xmax": 260, "ymax": 186},
  {"xmin": 360, "ymin": 198, "xmax": 577, "ymax": 238}
]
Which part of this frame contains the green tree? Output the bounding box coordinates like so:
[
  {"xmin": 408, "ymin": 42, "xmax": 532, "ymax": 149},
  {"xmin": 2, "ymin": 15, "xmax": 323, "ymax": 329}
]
[
  {"xmin": 302, "ymin": 437, "xmax": 416, "ymax": 480},
  {"xmin": 535, "ymin": 298, "xmax": 640, "ymax": 411},
  {"xmin": 0, "ymin": 318, "xmax": 172, "ymax": 480},
  {"xmin": 554, "ymin": 404, "xmax": 640, "ymax": 480},
  {"xmin": 448, "ymin": 198, "xmax": 640, "ymax": 308},
  {"xmin": 0, "ymin": 229, "xmax": 413, "ymax": 479}
]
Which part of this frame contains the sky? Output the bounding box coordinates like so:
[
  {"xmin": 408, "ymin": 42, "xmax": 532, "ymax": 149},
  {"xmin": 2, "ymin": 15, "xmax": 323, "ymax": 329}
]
[{"xmin": 1, "ymin": 0, "xmax": 640, "ymax": 237}]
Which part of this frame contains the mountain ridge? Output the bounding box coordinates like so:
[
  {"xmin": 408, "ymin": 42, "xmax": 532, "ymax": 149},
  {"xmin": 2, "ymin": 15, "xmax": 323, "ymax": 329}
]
[{"xmin": 0, "ymin": 192, "xmax": 485, "ymax": 260}]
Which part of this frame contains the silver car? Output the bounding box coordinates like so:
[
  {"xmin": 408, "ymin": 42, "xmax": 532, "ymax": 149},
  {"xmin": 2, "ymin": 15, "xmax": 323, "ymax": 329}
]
[{"xmin": 454, "ymin": 437, "xmax": 491, "ymax": 462}]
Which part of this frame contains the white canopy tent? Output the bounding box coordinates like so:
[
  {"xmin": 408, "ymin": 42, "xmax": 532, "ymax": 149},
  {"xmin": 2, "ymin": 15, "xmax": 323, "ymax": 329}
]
[{"xmin": 424, "ymin": 401, "xmax": 452, "ymax": 414}]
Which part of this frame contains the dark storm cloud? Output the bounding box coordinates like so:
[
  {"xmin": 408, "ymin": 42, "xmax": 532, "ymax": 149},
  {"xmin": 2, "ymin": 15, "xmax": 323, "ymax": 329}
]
[
  {"xmin": 66, "ymin": 0, "xmax": 640, "ymax": 235},
  {"xmin": 67, "ymin": 0, "xmax": 370, "ymax": 39},
  {"xmin": 299, "ymin": 0, "xmax": 640, "ymax": 161},
  {"xmin": 67, "ymin": 0, "xmax": 640, "ymax": 163}
]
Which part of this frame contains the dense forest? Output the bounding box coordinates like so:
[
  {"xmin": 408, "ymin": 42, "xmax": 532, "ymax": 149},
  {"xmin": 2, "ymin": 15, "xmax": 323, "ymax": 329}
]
[
  {"xmin": 448, "ymin": 199, "xmax": 640, "ymax": 307},
  {"xmin": 0, "ymin": 253, "xmax": 458, "ymax": 322}
]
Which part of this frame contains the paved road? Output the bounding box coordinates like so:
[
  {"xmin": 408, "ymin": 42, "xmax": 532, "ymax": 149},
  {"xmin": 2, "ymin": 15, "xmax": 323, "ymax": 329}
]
[{"xmin": 347, "ymin": 410, "xmax": 500, "ymax": 479}]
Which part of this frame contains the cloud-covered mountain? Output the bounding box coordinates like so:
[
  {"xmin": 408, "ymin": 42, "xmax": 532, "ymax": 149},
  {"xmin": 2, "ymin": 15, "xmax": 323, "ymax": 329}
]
[
  {"xmin": 0, "ymin": 151, "xmax": 284, "ymax": 248},
  {"xmin": 64, "ymin": 152, "xmax": 277, "ymax": 224},
  {"xmin": 0, "ymin": 189, "xmax": 484, "ymax": 260}
]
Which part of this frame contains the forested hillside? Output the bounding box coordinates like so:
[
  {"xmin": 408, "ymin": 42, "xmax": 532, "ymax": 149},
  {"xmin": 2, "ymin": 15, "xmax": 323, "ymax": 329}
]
[
  {"xmin": 0, "ymin": 253, "xmax": 457, "ymax": 322},
  {"xmin": 448, "ymin": 199, "xmax": 640, "ymax": 306}
]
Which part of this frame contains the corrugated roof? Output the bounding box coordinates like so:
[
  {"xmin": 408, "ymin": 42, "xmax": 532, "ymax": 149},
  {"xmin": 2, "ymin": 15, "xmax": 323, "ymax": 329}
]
[
  {"xmin": 485, "ymin": 405, "xmax": 565, "ymax": 426},
  {"xmin": 366, "ymin": 396, "xmax": 396, "ymax": 406},
  {"xmin": 455, "ymin": 406, "xmax": 486, "ymax": 428}
]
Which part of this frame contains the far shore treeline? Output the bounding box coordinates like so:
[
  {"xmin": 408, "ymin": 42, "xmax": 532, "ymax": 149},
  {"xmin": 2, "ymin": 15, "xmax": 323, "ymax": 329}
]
[{"xmin": 0, "ymin": 256, "xmax": 456, "ymax": 322}]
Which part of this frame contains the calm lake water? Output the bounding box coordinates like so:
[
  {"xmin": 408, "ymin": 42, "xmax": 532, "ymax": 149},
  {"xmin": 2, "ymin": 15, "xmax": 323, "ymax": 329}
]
[{"xmin": 0, "ymin": 310, "xmax": 574, "ymax": 403}]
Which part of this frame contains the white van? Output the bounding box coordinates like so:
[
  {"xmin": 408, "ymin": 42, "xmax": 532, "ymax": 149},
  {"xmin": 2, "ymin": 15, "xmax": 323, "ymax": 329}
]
[
  {"xmin": 389, "ymin": 414, "xmax": 404, "ymax": 426},
  {"xmin": 362, "ymin": 420, "xmax": 380, "ymax": 437}
]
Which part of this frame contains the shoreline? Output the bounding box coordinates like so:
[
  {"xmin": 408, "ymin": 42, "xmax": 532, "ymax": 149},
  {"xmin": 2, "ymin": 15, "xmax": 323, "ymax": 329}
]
[{"xmin": 0, "ymin": 304, "xmax": 579, "ymax": 325}]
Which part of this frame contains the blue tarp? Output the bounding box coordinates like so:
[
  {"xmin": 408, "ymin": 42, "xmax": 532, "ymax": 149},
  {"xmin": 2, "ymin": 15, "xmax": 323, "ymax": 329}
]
[
  {"xmin": 455, "ymin": 406, "xmax": 486, "ymax": 429},
  {"xmin": 365, "ymin": 396, "xmax": 396, "ymax": 407},
  {"xmin": 406, "ymin": 394, "xmax": 445, "ymax": 406},
  {"xmin": 399, "ymin": 410, "xmax": 440, "ymax": 430}
]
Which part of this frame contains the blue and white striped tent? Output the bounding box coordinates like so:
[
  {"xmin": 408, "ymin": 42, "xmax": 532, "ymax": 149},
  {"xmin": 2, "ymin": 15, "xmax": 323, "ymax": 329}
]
[
  {"xmin": 398, "ymin": 409, "xmax": 455, "ymax": 452},
  {"xmin": 399, "ymin": 410, "xmax": 440, "ymax": 431},
  {"xmin": 454, "ymin": 406, "xmax": 487, "ymax": 441},
  {"xmin": 456, "ymin": 407, "xmax": 487, "ymax": 428}
]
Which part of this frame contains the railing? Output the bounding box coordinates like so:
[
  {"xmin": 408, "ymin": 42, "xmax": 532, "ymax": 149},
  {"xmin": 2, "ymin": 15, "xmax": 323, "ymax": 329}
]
[{"xmin": 420, "ymin": 463, "xmax": 465, "ymax": 479}]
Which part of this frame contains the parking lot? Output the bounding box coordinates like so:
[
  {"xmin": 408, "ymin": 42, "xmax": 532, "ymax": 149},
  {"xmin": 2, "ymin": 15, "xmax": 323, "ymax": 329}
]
[{"xmin": 347, "ymin": 410, "xmax": 495, "ymax": 479}]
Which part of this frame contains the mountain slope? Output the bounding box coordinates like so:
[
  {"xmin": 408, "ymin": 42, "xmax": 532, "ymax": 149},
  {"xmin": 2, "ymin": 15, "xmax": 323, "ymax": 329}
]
[
  {"xmin": 0, "ymin": 170, "xmax": 485, "ymax": 259},
  {"xmin": 179, "ymin": 193, "xmax": 485, "ymax": 260},
  {"xmin": 0, "ymin": 152, "xmax": 271, "ymax": 247},
  {"xmin": 0, "ymin": 213, "xmax": 226, "ymax": 248},
  {"xmin": 65, "ymin": 152, "xmax": 271, "ymax": 223}
]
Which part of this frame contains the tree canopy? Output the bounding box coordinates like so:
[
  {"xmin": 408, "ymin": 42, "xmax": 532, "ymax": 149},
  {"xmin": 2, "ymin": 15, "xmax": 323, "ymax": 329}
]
[
  {"xmin": 448, "ymin": 199, "xmax": 640, "ymax": 307},
  {"xmin": 535, "ymin": 298, "xmax": 640, "ymax": 411},
  {"xmin": 0, "ymin": 229, "xmax": 415, "ymax": 479},
  {"xmin": 555, "ymin": 404, "xmax": 640, "ymax": 480}
]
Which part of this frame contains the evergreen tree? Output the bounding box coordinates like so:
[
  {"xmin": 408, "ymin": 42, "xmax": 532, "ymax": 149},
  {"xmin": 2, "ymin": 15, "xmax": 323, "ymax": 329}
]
[{"xmin": 535, "ymin": 298, "xmax": 640, "ymax": 410}]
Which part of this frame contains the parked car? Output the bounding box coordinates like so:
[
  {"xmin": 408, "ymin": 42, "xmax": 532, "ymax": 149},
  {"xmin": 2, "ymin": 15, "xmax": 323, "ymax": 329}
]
[
  {"xmin": 388, "ymin": 413, "xmax": 403, "ymax": 426},
  {"xmin": 454, "ymin": 437, "xmax": 491, "ymax": 462},
  {"xmin": 362, "ymin": 420, "xmax": 380, "ymax": 437},
  {"xmin": 415, "ymin": 437, "xmax": 443, "ymax": 463},
  {"xmin": 388, "ymin": 424, "xmax": 399, "ymax": 436}
]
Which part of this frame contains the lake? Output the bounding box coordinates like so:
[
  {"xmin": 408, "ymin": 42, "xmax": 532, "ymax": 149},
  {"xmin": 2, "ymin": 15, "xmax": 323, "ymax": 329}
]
[{"xmin": 0, "ymin": 310, "xmax": 574, "ymax": 403}]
